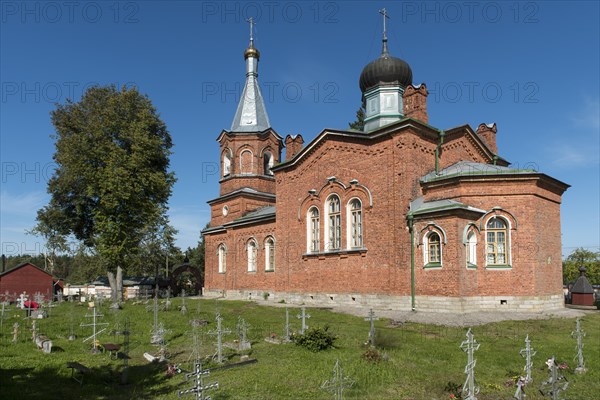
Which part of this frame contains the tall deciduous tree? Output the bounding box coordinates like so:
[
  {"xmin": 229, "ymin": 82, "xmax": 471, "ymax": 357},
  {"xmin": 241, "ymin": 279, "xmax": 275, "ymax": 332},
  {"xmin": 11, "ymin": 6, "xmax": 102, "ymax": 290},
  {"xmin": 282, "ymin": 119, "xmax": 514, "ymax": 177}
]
[
  {"xmin": 34, "ymin": 85, "xmax": 176, "ymax": 302},
  {"xmin": 563, "ymin": 247, "xmax": 600, "ymax": 285}
]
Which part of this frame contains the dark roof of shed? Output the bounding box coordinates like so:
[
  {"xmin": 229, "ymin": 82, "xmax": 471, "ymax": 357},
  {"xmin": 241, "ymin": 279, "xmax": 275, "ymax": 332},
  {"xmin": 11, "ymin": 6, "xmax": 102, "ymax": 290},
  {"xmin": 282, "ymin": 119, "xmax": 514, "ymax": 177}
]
[
  {"xmin": 571, "ymin": 274, "xmax": 594, "ymax": 294},
  {"xmin": 90, "ymin": 276, "xmax": 155, "ymax": 286}
]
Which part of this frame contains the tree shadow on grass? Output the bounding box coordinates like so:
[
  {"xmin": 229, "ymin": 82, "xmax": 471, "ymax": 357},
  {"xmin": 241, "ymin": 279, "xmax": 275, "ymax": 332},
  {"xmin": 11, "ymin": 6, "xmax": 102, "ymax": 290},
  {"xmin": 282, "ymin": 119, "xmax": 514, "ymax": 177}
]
[{"xmin": 0, "ymin": 361, "xmax": 178, "ymax": 400}]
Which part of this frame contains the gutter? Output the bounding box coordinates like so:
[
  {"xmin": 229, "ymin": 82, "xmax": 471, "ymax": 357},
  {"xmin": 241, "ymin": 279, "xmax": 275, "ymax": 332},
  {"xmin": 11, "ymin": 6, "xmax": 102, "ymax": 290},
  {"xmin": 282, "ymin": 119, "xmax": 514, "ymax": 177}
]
[
  {"xmin": 435, "ymin": 130, "xmax": 445, "ymax": 175},
  {"xmin": 407, "ymin": 214, "xmax": 416, "ymax": 312}
]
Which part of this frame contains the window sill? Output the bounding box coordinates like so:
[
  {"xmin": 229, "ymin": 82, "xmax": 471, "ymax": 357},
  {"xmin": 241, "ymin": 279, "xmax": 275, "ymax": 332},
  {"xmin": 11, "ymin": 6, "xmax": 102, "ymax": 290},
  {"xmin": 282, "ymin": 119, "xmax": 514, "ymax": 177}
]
[
  {"xmin": 467, "ymin": 263, "xmax": 477, "ymax": 269},
  {"xmin": 218, "ymin": 272, "xmax": 226, "ymax": 274},
  {"xmin": 265, "ymin": 269, "xmax": 275, "ymax": 273},
  {"xmin": 424, "ymin": 263, "xmax": 442, "ymax": 269},
  {"xmin": 485, "ymin": 264, "xmax": 511, "ymax": 270},
  {"xmin": 302, "ymin": 248, "xmax": 368, "ymax": 258}
]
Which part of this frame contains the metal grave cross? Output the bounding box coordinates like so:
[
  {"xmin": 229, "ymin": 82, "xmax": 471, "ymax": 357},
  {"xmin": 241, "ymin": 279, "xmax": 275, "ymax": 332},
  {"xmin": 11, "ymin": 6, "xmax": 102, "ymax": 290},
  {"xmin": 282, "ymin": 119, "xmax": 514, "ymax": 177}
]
[
  {"xmin": 180, "ymin": 289, "xmax": 188, "ymax": 314},
  {"xmin": 12, "ymin": 322, "xmax": 20, "ymax": 343},
  {"xmin": 34, "ymin": 292, "xmax": 45, "ymax": 305},
  {"xmin": 519, "ymin": 335, "xmax": 536, "ymax": 383},
  {"xmin": 17, "ymin": 292, "xmax": 28, "ymax": 309},
  {"xmin": 117, "ymin": 318, "xmax": 131, "ymax": 383},
  {"xmin": 539, "ymin": 356, "xmax": 569, "ymax": 399},
  {"xmin": 186, "ymin": 327, "xmax": 203, "ymax": 365},
  {"xmin": 296, "ymin": 306, "xmax": 311, "ymax": 334},
  {"xmin": 1, "ymin": 300, "xmax": 11, "ymax": 334},
  {"xmin": 364, "ymin": 309, "xmax": 379, "ymax": 345},
  {"xmin": 515, "ymin": 335, "xmax": 536, "ymax": 399},
  {"xmin": 236, "ymin": 316, "xmax": 251, "ymax": 350},
  {"xmin": 207, "ymin": 312, "xmax": 231, "ymax": 363},
  {"xmin": 283, "ymin": 306, "xmax": 291, "ymax": 342},
  {"xmin": 30, "ymin": 319, "xmax": 38, "ymax": 341},
  {"xmin": 178, "ymin": 361, "xmax": 219, "ymax": 400},
  {"xmin": 80, "ymin": 307, "xmax": 109, "ymax": 352},
  {"xmin": 571, "ymin": 318, "xmax": 587, "ymax": 374},
  {"xmin": 459, "ymin": 328, "xmax": 480, "ymax": 400},
  {"xmin": 321, "ymin": 359, "xmax": 354, "ymax": 400}
]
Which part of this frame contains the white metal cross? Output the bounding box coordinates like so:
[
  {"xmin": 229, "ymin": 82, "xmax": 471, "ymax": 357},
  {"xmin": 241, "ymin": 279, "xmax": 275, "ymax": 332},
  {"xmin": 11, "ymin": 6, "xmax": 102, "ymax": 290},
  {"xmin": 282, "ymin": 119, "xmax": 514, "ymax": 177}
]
[{"xmin": 296, "ymin": 306, "xmax": 311, "ymax": 334}]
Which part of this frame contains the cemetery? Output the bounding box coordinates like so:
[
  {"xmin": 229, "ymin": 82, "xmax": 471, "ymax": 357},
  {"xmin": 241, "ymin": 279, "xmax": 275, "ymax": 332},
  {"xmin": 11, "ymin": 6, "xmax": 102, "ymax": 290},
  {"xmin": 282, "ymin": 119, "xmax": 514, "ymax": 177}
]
[{"xmin": 0, "ymin": 291, "xmax": 598, "ymax": 399}]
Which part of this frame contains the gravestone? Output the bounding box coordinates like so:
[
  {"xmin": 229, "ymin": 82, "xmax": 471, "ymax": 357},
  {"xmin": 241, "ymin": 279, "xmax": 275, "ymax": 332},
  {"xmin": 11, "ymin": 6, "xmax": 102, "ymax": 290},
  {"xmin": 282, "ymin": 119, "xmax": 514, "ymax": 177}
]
[
  {"xmin": 296, "ymin": 306, "xmax": 311, "ymax": 334},
  {"xmin": 321, "ymin": 359, "xmax": 354, "ymax": 400},
  {"xmin": 571, "ymin": 319, "xmax": 587, "ymax": 374},
  {"xmin": 459, "ymin": 328, "xmax": 480, "ymax": 400}
]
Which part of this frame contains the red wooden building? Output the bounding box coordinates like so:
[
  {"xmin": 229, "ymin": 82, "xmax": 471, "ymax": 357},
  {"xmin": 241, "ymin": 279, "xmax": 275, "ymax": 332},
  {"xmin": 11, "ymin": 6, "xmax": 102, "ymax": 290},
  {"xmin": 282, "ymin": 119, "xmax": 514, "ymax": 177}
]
[{"xmin": 0, "ymin": 262, "xmax": 60, "ymax": 300}]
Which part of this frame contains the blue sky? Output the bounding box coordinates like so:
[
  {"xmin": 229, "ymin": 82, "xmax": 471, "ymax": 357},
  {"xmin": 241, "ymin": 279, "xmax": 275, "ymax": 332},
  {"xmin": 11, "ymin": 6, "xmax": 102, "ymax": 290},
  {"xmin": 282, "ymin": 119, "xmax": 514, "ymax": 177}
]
[{"xmin": 1, "ymin": 1, "xmax": 598, "ymax": 258}]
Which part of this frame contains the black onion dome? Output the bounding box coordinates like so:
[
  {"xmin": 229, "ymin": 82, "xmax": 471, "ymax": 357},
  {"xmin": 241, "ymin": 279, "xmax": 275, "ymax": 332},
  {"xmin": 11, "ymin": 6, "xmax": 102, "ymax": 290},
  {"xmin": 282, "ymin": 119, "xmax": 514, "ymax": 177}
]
[{"xmin": 359, "ymin": 42, "xmax": 413, "ymax": 93}]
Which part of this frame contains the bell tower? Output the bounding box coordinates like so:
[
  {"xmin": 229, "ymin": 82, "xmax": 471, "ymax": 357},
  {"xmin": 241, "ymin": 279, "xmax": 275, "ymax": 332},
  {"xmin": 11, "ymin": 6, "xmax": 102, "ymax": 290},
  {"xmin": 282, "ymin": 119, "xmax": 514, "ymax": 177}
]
[{"xmin": 210, "ymin": 19, "xmax": 283, "ymax": 225}]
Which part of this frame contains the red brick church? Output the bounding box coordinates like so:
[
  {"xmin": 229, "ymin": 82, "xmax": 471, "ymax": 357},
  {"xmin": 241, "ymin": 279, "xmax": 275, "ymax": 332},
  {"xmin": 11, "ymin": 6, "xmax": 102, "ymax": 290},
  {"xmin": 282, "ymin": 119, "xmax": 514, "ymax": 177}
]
[{"xmin": 202, "ymin": 24, "xmax": 569, "ymax": 312}]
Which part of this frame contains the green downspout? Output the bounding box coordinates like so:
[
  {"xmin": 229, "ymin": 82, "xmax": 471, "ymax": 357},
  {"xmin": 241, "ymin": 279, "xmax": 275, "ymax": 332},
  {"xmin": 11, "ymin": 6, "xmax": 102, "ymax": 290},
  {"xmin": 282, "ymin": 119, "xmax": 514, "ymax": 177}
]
[
  {"xmin": 408, "ymin": 214, "xmax": 416, "ymax": 311},
  {"xmin": 493, "ymin": 155, "xmax": 498, "ymax": 165},
  {"xmin": 435, "ymin": 130, "xmax": 445, "ymax": 175}
]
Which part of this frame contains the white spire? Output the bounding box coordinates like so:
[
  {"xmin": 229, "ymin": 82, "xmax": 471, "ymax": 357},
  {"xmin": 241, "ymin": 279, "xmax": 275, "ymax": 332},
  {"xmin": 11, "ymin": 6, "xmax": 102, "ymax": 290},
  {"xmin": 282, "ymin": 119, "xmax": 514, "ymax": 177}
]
[{"xmin": 230, "ymin": 18, "xmax": 271, "ymax": 133}]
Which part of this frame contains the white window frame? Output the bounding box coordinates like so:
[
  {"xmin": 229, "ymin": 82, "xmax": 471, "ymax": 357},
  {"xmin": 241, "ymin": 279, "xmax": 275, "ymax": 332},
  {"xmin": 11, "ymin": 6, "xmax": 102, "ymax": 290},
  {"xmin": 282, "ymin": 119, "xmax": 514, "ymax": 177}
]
[
  {"xmin": 265, "ymin": 236, "xmax": 275, "ymax": 271},
  {"xmin": 307, "ymin": 207, "xmax": 320, "ymax": 253},
  {"xmin": 263, "ymin": 151, "xmax": 274, "ymax": 175},
  {"xmin": 223, "ymin": 149, "xmax": 232, "ymax": 176},
  {"xmin": 218, "ymin": 244, "xmax": 227, "ymax": 273},
  {"xmin": 324, "ymin": 195, "xmax": 341, "ymax": 251},
  {"xmin": 247, "ymin": 239, "xmax": 257, "ymax": 272},
  {"xmin": 346, "ymin": 198, "xmax": 363, "ymax": 249},
  {"xmin": 466, "ymin": 230, "xmax": 477, "ymax": 267},
  {"xmin": 485, "ymin": 217, "xmax": 511, "ymax": 267},
  {"xmin": 423, "ymin": 231, "xmax": 442, "ymax": 267}
]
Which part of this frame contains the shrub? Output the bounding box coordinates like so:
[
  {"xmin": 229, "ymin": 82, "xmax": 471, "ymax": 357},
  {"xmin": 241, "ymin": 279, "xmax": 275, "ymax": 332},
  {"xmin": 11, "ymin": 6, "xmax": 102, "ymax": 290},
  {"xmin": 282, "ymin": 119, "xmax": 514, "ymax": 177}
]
[
  {"xmin": 444, "ymin": 381, "xmax": 462, "ymax": 399},
  {"xmin": 291, "ymin": 325, "xmax": 337, "ymax": 352},
  {"xmin": 362, "ymin": 346, "xmax": 382, "ymax": 363}
]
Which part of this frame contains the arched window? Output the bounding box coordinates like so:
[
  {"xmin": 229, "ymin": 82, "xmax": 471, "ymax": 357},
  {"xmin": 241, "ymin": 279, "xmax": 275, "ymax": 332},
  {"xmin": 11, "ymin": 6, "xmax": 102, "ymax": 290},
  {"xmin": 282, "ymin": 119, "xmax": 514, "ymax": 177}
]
[
  {"xmin": 486, "ymin": 217, "xmax": 509, "ymax": 265},
  {"xmin": 466, "ymin": 231, "xmax": 477, "ymax": 267},
  {"xmin": 347, "ymin": 199, "xmax": 362, "ymax": 248},
  {"xmin": 307, "ymin": 207, "xmax": 320, "ymax": 253},
  {"xmin": 424, "ymin": 232, "xmax": 441, "ymax": 266},
  {"xmin": 265, "ymin": 237, "xmax": 275, "ymax": 271},
  {"xmin": 326, "ymin": 195, "xmax": 341, "ymax": 250},
  {"xmin": 247, "ymin": 239, "xmax": 257, "ymax": 272},
  {"xmin": 223, "ymin": 150, "xmax": 232, "ymax": 176},
  {"xmin": 263, "ymin": 151, "xmax": 274, "ymax": 175},
  {"xmin": 240, "ymin": 149, "xmax": 253, "ymax": 175},
  {"xmin": 218, "ymin": 244, "xmax": 227, "ymax": 273}
]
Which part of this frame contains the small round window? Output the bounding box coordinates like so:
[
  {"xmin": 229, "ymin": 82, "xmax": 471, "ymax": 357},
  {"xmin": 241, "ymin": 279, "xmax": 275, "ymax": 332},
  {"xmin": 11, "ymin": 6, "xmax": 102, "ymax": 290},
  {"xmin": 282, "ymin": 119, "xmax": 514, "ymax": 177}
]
[{"xmin": 222, "ymin": 206, "xmax": 229, "ymax": 216}]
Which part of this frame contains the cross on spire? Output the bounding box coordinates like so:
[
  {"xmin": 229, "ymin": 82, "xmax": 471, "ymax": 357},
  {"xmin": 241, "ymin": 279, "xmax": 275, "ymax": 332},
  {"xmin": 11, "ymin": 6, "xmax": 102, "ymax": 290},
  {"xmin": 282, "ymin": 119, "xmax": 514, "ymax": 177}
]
[
  {"xmin": 378, "ymin": 9, "xmax": 390, "ymax": 54},
  {"xmin": 379, "ymin": 8, "xmax": 389, "ymax": 39},
  {"xmin": 246, "ymin": 17, "xmax": 256, "ymax": 45}
]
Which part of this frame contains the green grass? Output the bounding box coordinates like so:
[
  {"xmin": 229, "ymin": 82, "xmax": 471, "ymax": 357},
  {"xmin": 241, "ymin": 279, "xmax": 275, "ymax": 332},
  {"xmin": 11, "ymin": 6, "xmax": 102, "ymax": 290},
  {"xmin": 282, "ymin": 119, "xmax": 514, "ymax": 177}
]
[{"xmin": 0, "ymin": 299, "xmax": 598, "ymax": 399}]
